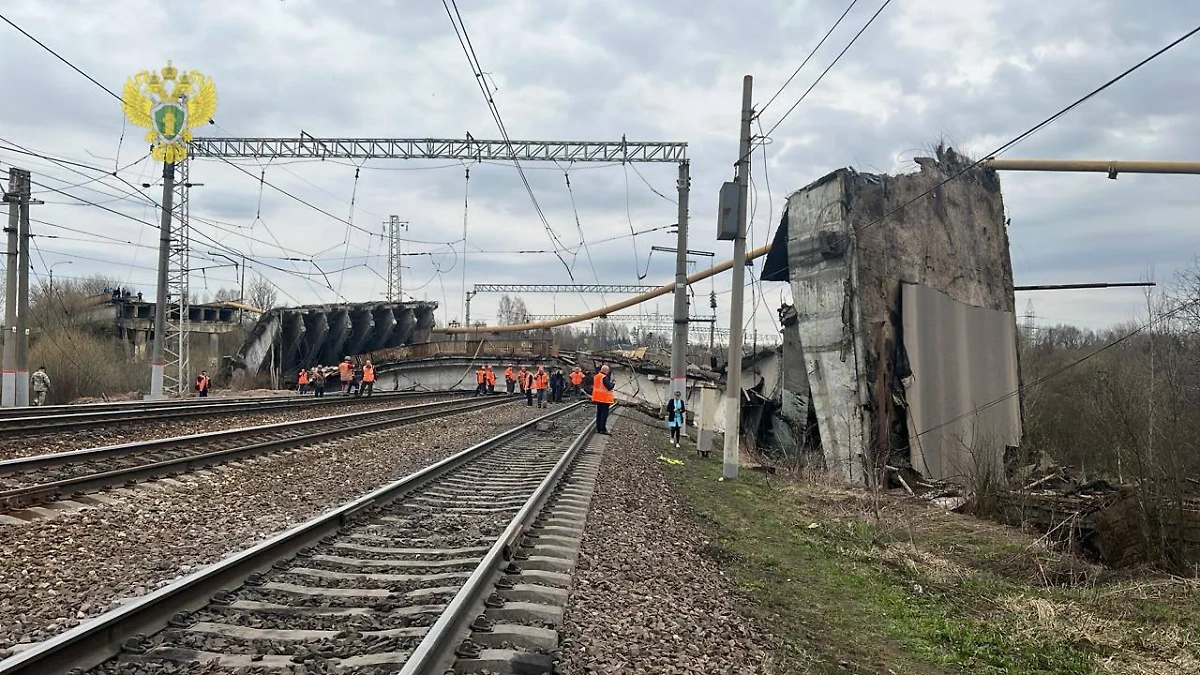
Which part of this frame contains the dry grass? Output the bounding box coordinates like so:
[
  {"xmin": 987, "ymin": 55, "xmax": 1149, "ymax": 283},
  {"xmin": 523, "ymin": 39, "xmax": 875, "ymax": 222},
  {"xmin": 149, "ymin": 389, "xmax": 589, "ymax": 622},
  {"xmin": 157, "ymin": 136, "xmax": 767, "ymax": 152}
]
[{"xmin": 664, "ymin": 433, "xmax": 1200, "ymax": 674}]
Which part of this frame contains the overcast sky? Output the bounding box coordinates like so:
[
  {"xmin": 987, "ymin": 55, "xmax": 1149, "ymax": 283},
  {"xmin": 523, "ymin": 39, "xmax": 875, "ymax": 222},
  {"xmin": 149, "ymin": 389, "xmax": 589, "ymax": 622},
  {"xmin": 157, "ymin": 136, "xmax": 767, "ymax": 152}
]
[{"xmin": 1, "ymin": 0, "xmax": 1198, "ymax": 339}]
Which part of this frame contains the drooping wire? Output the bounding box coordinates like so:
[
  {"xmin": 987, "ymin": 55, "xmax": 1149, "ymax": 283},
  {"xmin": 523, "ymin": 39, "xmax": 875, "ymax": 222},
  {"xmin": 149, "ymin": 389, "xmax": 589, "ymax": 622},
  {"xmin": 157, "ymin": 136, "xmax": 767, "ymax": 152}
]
[
  {"xmin": 622, "ymin": 163, "xmax": 645, "ymax": 281},
  {"xmin": 461, "ymin": 165, "xmax": 471, "ymax": 323},
  {"xmin": 335, "ymin": 165, "xmax": 363, "ymax": 296},
  {"xmin": 757, "ymin": 0, "xmax": 860, "ymax": 119},
  {"xmin": 562, "ymin": 168, "xmax": 600, "ymax": 308}
]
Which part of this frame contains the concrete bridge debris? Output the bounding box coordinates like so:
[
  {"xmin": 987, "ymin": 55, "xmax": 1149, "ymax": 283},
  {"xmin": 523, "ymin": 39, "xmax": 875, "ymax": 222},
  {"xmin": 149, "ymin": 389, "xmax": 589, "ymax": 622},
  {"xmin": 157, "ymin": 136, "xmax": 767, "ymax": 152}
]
[
  {"xmin": 760, "ymin": 146, "xmax": 1022, "ymax": 486},
  {"xmin": 233, "ymin": 301, "xmax": 437, "ymax": 381}
]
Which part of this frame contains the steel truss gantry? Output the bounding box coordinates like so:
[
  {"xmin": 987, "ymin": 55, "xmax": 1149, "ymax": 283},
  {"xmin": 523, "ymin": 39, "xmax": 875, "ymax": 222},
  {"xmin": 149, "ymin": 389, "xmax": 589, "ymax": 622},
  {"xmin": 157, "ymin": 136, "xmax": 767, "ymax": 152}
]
[
  {"xmin": 188, "ymin": 134, "xmax": 687, "ymax": 163},
  {"xmin": 177, "ymin": 133, "xmax": 688, "ymax": 387},
  {"xmin": 473, "ymin": 284, "xmax": 660, "ymax": 294}
]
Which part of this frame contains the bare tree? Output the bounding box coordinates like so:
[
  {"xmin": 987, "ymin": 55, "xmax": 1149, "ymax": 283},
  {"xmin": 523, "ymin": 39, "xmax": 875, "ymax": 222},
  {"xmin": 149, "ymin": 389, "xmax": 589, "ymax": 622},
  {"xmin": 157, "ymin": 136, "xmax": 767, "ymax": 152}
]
[
  {"xmin": 497, "ymin": 294, "xmax": 528, "ymax": 325},
  {"xmin": 212, "ymin": 287, "xmax": 240, "ymax": 303},
  {"xmin": 247, "ymin": 275, "xmax": 278, "ymax": 311}
]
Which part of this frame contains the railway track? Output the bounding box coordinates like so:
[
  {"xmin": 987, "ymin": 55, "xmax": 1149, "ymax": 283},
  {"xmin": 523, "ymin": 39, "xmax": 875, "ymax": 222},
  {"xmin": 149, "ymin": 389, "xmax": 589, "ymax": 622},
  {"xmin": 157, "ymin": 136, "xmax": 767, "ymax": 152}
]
[
  {"xmin": 0, "ymin": 389, "xmax": 470, "ymax": 435},
  {"xmin": 0, "ymin": 402, "xmax": 603, "ymax": 674},
  {"xmin": 0, "ymin": 396, "xmax": 516, "ymax": 512}
]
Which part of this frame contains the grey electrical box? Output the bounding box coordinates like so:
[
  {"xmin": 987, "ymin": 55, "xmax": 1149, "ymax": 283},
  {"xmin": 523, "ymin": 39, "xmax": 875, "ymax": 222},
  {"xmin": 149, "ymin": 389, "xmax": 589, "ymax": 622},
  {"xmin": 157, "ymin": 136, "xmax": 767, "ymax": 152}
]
[{"xmin": 716, "ymin": 181, "xmax": 739, "ymax": 240}]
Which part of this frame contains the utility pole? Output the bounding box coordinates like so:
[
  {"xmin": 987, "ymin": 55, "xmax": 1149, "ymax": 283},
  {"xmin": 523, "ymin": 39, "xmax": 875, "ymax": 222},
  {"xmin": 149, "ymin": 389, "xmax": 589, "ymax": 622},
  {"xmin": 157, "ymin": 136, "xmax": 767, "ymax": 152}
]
[
  {"xmin": 709, "ymin": 290, "xmax": 717, "ymax": 352},
  {"xmin": 148, "ymin": 162, "xmax": 175, "ymax": 400},
  {"xmin": 722, "ymin": 75, "xmax": 753, "ymax": 480},
  {"xmin": 14, "ymin": 173, "xmax": 38, "ymax": 407},
  {"xmin": 670, "ymin": 161, "xmax": 690, "ymax": 405},
  {"xmin": 464, "ymin": 290, "xmax": 477, "ymax": 331},
  {"xmin": 386, "ymin": 215, "xmax": 408, "ymax": 302},
  {"xmin": 1, "ymin": 168, "xmax": 27, "ymax": 408}
]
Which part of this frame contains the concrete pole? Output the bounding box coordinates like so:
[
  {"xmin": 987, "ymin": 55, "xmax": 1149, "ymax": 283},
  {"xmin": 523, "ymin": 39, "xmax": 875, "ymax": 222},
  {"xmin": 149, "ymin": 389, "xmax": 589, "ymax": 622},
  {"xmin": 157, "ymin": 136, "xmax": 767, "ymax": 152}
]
[
  {"xmin": 1, "ymin": 168, "xmax": 23, "ymax": 408},
  {"xmin": 148, "ymin": 162, "xmax": 175, "ymax": 400},
  {"xmin": 722, "ymin": 75, "xmax": 753, "ymax": 480},
  {"xmin": 15, "ymin": 176, "xmax": 31, "ymax": 407},
  {"xmin": 669, "ymin": 161, "xmax": 690, "ymax": 415}
]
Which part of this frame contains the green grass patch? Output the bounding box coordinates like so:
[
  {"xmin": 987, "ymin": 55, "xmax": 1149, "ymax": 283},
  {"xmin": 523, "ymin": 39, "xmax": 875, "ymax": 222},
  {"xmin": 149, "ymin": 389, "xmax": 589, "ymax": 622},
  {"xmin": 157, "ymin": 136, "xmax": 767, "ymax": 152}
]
[{"xmin": 654, "ymin": 434, "xmax": 1200, "ymax": 674}]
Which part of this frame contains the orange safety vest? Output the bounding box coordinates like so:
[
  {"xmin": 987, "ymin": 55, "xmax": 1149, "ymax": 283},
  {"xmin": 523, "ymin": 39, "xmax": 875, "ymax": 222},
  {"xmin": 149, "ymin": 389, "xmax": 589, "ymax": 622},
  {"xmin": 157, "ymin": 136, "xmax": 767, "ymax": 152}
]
[
  {"xmin": 298, "ymin": 370, "xmax": 309, "ymax": 385},
  {"xmin": 196, "ymin": 374, "xmax": 211, "ymax": 392},
  {"xmin": 476, "ymin": 368, "xmax": 486, "ymax": 384},
  {"xmin": 362, "ymin": 365, "xmax": 375, "ymax": 383},
  {"xmin": 591, "ymin": 372, "xmax": 614, "ymax": 404},
  {"xmin": 569, "ymin": 371, "xmax": 583, "ymax": 386},
  {"xmin": 504, "ymin": 367, "xmax": 515, "ymax": 382},
  {"xmin": 338, "ymin": 362, "xmax": 353, "ymax": 382},
  {"xmin": 533, "ymin": 371, "xmax": 549, "ymax": 390},
  {"xmin": 518, "ymin": 371, "xmax": 529, "ymax": 388},
  {"xmin": 485, "ymin": 369, "xmax": 496, "ymax": 385}
]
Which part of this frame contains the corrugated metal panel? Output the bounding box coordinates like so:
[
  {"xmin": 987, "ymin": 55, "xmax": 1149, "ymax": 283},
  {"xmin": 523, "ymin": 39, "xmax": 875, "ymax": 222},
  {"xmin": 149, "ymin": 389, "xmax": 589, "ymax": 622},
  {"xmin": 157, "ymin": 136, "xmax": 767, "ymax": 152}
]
[{"xmin": 901, "ymin": 283, "xmax": 1021, "ymax": 482}]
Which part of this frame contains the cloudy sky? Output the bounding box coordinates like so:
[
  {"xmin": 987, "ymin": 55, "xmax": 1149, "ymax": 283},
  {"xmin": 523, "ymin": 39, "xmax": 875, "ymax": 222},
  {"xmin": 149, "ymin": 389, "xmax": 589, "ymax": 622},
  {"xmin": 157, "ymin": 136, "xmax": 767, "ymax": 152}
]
[{"xmin": 1, "ymin": 0, "xmax": 1198, "ymax": 340}]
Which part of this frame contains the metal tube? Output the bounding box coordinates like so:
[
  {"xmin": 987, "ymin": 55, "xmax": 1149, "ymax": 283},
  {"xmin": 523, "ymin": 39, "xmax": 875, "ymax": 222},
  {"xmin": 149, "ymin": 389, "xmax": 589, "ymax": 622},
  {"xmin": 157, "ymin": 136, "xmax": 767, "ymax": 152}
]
[
  {"xmin": 1, "ymin": 169, "xmax": 23, "ymax": 408},
  {"xmin": 722, "ymin": 75, "xmax": 753, "ymax": 480},
  {"xmin": 1014, "ymin": 282, "xmax": 1155, "ymax": 291},
  {"xmin": 670, "ymin": 161, "xmax": 690, "ymax": 408},
  {"xmin": 148, "ymin": 163, "xmax": 175, "ymax": 400},
  {"xmin": 983, "ymin": 158, "xmax": 1200, "ymax": 175},
  {"xmin": 434, "ymin": 243, "xmax": 772, "ymax": 335},
  {"xmin": 15, "ymin": 176, "xmax": 30, "ymax": 407}
]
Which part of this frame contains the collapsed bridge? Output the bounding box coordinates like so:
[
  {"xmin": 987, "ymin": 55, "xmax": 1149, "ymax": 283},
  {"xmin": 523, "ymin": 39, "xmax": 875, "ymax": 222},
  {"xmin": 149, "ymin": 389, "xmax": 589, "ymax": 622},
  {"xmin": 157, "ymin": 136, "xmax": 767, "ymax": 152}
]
[{"xmin": 233, "ymin": 301, "xmax": 437, "ymax": 380}]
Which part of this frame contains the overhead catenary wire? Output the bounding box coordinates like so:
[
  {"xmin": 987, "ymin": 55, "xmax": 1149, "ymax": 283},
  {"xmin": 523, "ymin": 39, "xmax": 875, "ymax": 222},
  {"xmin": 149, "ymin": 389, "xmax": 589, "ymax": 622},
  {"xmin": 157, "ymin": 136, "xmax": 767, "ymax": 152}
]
[{"xmin": 757, "ymin": 0, "xmax": 861, "ymax": 118}]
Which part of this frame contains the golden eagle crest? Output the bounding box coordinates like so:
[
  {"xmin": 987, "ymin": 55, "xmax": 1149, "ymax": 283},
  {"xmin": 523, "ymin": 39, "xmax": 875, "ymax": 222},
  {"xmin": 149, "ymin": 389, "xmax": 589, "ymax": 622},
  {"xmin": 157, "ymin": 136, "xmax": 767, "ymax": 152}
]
[{"xmin": 121, "ymin": 61, "xmax": 218, "ymax": 164}]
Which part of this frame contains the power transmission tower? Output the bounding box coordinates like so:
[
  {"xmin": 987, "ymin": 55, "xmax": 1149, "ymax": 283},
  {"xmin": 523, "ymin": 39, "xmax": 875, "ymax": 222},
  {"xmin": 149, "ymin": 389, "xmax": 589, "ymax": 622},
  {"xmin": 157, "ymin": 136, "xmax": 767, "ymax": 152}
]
[
  {"xmin": 165, "ymin": 160, "xmax": 191, "ymax": 396},
  {"xmin": 385, "ymin": 215, "xmax": 408, "ymax": 302}
]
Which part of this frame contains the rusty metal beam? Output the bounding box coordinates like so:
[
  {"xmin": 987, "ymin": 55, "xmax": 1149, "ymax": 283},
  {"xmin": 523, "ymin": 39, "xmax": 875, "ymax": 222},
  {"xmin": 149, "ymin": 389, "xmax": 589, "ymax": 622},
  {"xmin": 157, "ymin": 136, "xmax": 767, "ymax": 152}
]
[{"xmin": 983, "ymin": 158, "xmax": 1200, "ymax": 176}]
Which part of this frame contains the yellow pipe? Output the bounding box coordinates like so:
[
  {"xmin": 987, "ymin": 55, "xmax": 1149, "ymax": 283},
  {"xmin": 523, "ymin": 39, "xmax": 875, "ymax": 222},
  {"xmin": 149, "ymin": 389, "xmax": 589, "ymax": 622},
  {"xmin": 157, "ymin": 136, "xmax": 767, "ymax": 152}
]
[
  {"xmin": 983, "ymin": 158, "xmax": 1200, "ymax": 175},
  {"xmin": 435, "ymin": 243, "xmax": 773, "ymax": 334}
]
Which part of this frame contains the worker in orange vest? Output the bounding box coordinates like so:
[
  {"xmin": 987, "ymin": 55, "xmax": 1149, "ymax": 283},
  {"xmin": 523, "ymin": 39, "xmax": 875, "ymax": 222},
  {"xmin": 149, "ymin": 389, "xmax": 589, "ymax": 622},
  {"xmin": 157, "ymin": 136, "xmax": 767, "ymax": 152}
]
[
  {"xmin": 297, "ymin": 368, "xmax": 309, "ymax": 395},
  {"xmin": 532, "ymin": 365, "xmax": 550, "ymax": 409},
  {"xmin": 568, "ymin": 366, "xmax": 584, "ymax": 398},
  {"xmin": 504, "ymin": 364, "xmax": 516, "ymax": 395},
  {"xmin": 195, "ymin": 371, "xmax": 212, "ymax": 398},
  {"xmin": 475, "ymin": 365, "xmax": 487, "ymax": 396},
  {"xmin": 591, "ymin": 364, "xmax": 614, "ymax": 434},
  {"xmin": 517, "ymin": 365, "xmax": 530, "ymax": 404},
  {"xmin": 338, "ymin": 357, "xmax": 354, "ymax": 396},
  {"xmin": 485, "ymin": 365, "xmax": 497, "ymax": 394},
  {"xmin": 361, "ymin": 360, "xmax": 376, "ymax": 397}
]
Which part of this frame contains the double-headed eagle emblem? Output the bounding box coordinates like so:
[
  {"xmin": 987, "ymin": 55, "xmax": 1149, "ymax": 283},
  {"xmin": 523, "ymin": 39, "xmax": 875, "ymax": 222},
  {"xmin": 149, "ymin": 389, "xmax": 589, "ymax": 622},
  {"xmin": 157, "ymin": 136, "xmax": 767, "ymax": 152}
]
[{"xmin": 121, "ymin": 61, "xmax": 218, "ymax": 164}]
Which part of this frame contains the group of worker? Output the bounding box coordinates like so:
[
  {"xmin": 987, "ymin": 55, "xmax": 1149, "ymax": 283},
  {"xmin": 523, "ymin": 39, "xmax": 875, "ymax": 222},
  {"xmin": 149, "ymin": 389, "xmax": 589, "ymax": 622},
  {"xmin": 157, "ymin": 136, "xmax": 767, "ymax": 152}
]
[
  {"xmin": 473, "ymin": 362, "xmax": 616, "ymax": 434},
  {"xmin": 296, "ymin": 357, "xmax": 376, "ymax": 397},
  {"xmin": 475, "ymin": 364, "xmax": 588, "ymax": 409}
]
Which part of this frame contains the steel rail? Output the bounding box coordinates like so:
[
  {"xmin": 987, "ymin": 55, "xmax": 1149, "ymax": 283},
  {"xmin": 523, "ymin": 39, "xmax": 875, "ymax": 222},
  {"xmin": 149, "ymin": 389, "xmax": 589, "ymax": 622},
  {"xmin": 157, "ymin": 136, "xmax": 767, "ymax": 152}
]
[
  {"xmin": 0, "ymin": 388, "xmax": 446, "ymax": 418},
  {"xmin": 0, "ymin": 397, "xmax": 515, "ymax": 510},
  {"xmin": 0, "ymin": 389, "xmax": 471, "ymax": 433},
  {"xmin": 400, "ymin": 408, "xmax": 596, "ymax": 673},
  {"xmin": 0, "ymin": 401, "xmax": 586, "ymax": 675}
]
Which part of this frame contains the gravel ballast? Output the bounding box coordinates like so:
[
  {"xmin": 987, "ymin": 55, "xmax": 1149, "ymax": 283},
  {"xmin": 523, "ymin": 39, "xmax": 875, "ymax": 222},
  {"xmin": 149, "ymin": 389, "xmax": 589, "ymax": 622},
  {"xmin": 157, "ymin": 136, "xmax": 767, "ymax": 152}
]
[
  {"xmin": 0, "ymin": 399, "xmax": 555, "ymax": 653},
  {"xmin": 558, "ymin": 411, "xmax": 785, "ymax": 674},
  {"xmin": 0, "ymin": 394, "xmax": 460, "ymax": 460}
]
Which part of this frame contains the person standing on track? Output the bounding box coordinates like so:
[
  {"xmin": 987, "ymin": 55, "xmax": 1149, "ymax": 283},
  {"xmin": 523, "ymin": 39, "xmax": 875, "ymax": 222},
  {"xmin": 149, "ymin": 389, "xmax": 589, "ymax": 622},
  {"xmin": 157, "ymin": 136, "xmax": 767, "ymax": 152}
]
[
  {"xmin": 504, "ymin": 364, "xmax": 516, "ymax": 395},
  {"xmin": 591, "ymin": 364, "xmax": 614, "ymax": 435},
  {"xmin": 666, "ymin": 390, "xmax": 686, "ymax": 447},
  {"xmin": 310, "ymin": 368, "xmax": 326, "ymax": 397},
  {"xmin": 485, "ymin": 364, "xmax": 497, "ymax": 395},
  {"xmin": 195, "ymin": 370, "xmax": 212, "ymax": 398},
  {"xmin": 297, "ymin": 368, "xmax": 309, "ymax": 395},
  {"xmin": 30, "ymin": 366, "xmax": 50, "ymax": 406},
  {"xmin": 339, "ymin": 357, "xmax": 354, "ymax": 396},
  {"xmin": 361, "ymin": 360, "xmax": 376, "ymax": 397},
  {"xmin": 532, "ymin": 365, "xmax": 549, "ymax": 409},
  {"xmin": 549, "ymin": 368, "xmax": 565, "ymax": 404},
  {"xmin": 568, "ymin": 366, "xmax": 584, "ymax": 399},
  {"xmin": 475, "ymin": 365, "xmax": 487, "ymax": 396},
  {"xmin": 521, "ymin": 367, "xmax": 534, "ymax": 406}
]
